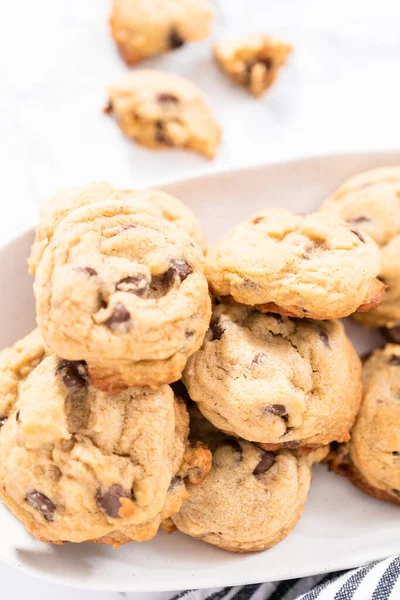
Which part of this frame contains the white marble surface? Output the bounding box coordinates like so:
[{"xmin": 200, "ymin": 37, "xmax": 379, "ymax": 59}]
[{"xmin": 1, "ymin": 0, "xmax": 400, "ymax": 597}]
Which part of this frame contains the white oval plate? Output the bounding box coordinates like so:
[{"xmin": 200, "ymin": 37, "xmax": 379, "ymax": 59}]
[{"xmin": 1, "ymin": 151, "xmax": 399, "ymax": 592}]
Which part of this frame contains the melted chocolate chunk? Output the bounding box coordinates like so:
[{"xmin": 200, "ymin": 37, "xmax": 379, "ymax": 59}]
[
  {"xmin": 264, "ymin": 404, "xmax": 287, "ymax": 417},
  {"xmin": 116, "ymin": 275, "xmax": 149, "ymax": 296},
  {"xmin": 104, "ymin": 303, "xmax": 131, "ymax": 328},
  {"xmin": 15, "ymin": 410, "xmax": 20, "ymax": 422},
  {"xmin": 165, "ymin": 259, "xmax": 192, "ymax": 283},
  {"xmin": 80, "ymin": 266, "xmax": 97, "ymax": 276},
  {"xmin": 158, "ymin": 92, "xmax": 179, "ymax": 104},
  {"xmin": 26, "ymin": 491, "xmax": 55, "ymax": 521},
  {"xmin": 318, "ymin": 328, "xmax": 330, "ymax": 348},
  {"xmin": 56, "ymin": 360, "xmax": 89, "ymax": 388},
  {"xmin": 210, "ymin": 318, "xmax": 224, "ymax": 340},
  {"xmin": 96, "ymin": 484, "xmax": 132, "ymax": 518},
  {"xmin": 253, "ymin": 450, "xmax": 275, "ymax": 475},
  {"xmin": 392, "ymin": 488, "xmax": 400, "ymax": 496},
  {"xmin": 350, "ymin": 228, "xmax": 365, "ymax": 243},
  {"xmin": 169, "ymin": 28, "xmax": 185, "ymax": 49},
  {"xmin": 185, "ymin": 330, "xmax": 195, "ymax": 338}
]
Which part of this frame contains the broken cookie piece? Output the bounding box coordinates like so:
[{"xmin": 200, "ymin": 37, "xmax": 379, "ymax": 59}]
[
  {"xmin": 214, "ymin": 34, "xmax": 292, "ymax": 98},
  {"xmin": 106, "ymin": 70, "xmax": 221, "ymax": 159}
]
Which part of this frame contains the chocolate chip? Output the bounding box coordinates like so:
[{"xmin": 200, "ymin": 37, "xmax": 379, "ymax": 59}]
[
  {"xmin": 252, "ymin": 352, "xmax": 267, "ymax": 365},
  {"xmin": 78, "ymin": 266, "xmax": 97, "ymax": 277},
  {"xmin": 210, "ymin": 318, "xmax": 224, "ymax": 340},
  {"xmin": 283, "ymin": 440, "xmax": 301, "ymax": 448},
  {"xmin": 56, "ymin": 360, "xmax": 89, "ymax": 388},
  {"xmin": 155, "ymin": 120, "xmax": 170, "ymax": 145},
  {"xmin": 103, "ymin": 101, "xmax": 113, "ymax": 114},
  {"xmin": 96, "ymin": 484, "xmax": 132, "ymax": 518},
  {"xmin": 252, "ymin": 216, "xmax": 265, "ymax": 224},
  {"xmin": 169, "ymin": 28, "xmax": 185, "ymax": 49},
  {"xmin": 350, "ymin": 228, "xmax": 365, "ymax": 243},
  {"xmin": 318, "ymin": 329, "xmax": 330, "ymax": 348},
  {"xmin": 0, "ymin": 417, "xmax": 7, "ymax": 429},
  {"xmin": 15, "ymin": 410, "xmax": 20, "ymax": 422},
  {"xmin": 116, "ymin": 275, "xmax": 149, "ymax": 296},
  {"xmin": 264, "ymin": 404, "xmax": 287, "ymax": 417},
  {"xmin": 165, "ymin": 259, "xmax": 192, "ymax": 283},
  {"xmin": 381, "ymin": 325, "xmax": 400, "ymax": 344},
  {"xmin": 392, "ymin": 488, "xmax": 400, "ymax": 496},
  {"xmin": 185, "ymin": 330, "xmax": 195, "ymax": 338},
  {"xmin": 392, "ymin": 451, "xmax": 400, "ymax": 456},
  {"xmin": 26, "ymin": 491, "xmax": 55, "ymax": 521},
  {"xmin": 157, "ymin": 93, "xmax": 179, "ymax": 104},
  {"xmin": 168, "ymin": 475, "xmax": 182, "ymax": 491},
  {"xmin": 350, "ymin": 216, "xmax": 371, "ymax": 225},
  {"xmin": 104, "ymin": 303, "xmax": 131, "ymax": 328},
  {"xmin": 389, "ymin": 355, "xmax": 400, "ymax": 366},
  {"xmin": 253, "ymin": 450, "xmax": 275, "ymax": 475}
]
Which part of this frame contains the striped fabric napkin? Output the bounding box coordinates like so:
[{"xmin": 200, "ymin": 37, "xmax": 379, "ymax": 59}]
[{"xmin": 168, "ymin": 556, "xmax": 400, "ymax": 600}]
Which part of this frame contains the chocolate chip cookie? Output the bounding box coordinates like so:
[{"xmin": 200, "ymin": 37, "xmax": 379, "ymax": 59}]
[
  {"xmin": 329, "ymin": 344, "xmax": 400, "ymax": 506},
  {"xmin": 214, "ymin": 34, "xmax": 292, "ymax": 98},
  {"xmin": 170, "ymin": 407, "xmax": 324, "ymax": 552},
  {"xmin": 106, "ymin": 70, "xmax": 221, "ymax": 159},
  {"xmin": 34, "ymin": 201, "xmax": 211, "ymax": 392},
  {"xmin": 0, "ymin": 329, "xmax": 45, "ymax": 423},
  {"xmin": 183, "ymin": 304, "xmax": 361, "ymax": 448},
  {"xmin": 0, "ymin": 352, "xmax": 211, "ymax": 545},
  {"xmin": 205, "ymin": 209, "xmax": 384, "ymax": 320},
  {"xmin": 29, "ymin": 182, "xmax": 206, "ymax": 274},
  {"xmin": 110, "ymin": 0, "xmax": 213, "ymax": 65},
  {"xmin": 320, "ymin": 167, "xmax": 400, "ymax": 328}
]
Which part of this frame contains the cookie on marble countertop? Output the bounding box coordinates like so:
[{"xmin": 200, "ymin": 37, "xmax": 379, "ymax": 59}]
[
  {"xmin": 205, "ymin": 208, "xmax": 384, "ymax": 320},
  {"xmin": 214, "ymin": 34, "xmax": 292, "ymax": 98},
  {"xmin": 34, "ymin": 200, "xmax": 211, "ymax": 392},
  {"xmin": 328, "ymin": 343, "xmax": 400, "ymax": 506},
  {"xmin": 110, "ymin": 0, "xmax": 213, "ymax": 65},
  {"xmin": 29, "ymin": 183, "xmax": 206, "ymax": 274},
  {"xmin": 106, "ymin": 70, "xmax": 221, "ymax": 159},
  {"xmin": 183, "ymin": 303, "xmax": 361, "ymax": 448}
]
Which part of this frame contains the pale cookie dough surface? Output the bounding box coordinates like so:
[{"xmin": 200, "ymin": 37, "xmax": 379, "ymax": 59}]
[
  {"xmin": 0, "ymin": 329, "xmax": 45, "ymax": 423},
  {"xmin": 172, "ymin": 431, "xmax": 312, "ymax": 553},
  {"xmin": 34, "ymin": 201, "xmax": 211, "ymax": 391},
  {"xmin": 110, "ymin": 0, "xmax": 213, "ymax": 65},
  {"xmin": 205, "ymin": 209, "xmax": 383, "ymax": 320},
  {"xmin": 29, "ymin": 182, "xmax": 206, "ymax": 274},
  {"xmin": 183, "ymin": 304, "xmax": 361, "ymax": 447},
  {"xmin": 321, "ymin": 167, "xmax": 400, "ymax": 328},
  {"xmin": 214, "ymin": 34, "xmax": 292, "ymax": 98},
  {"xmin": 106, "ymin": 70, "xmax": 221, "ymax": 159},
  {"xmin": 336, "ymin": 344, "xmax": 400, "ymax": 506},
  {"xmin": 0, "ymin": 353, "xmax": 204, "ymax": 544}
]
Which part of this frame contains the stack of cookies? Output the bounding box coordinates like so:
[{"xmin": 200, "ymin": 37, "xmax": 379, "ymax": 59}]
[{"xmin": 0, "ymin": 167, "xmax": 399, "ymax": 554}]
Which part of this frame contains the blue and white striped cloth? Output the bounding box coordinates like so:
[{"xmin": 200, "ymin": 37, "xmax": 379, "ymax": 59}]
[{"xmin": 169, "ymin": 556, "xmax": 400, "ymax": 600}]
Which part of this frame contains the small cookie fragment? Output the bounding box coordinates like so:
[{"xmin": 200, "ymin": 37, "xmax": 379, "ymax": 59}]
[
  {"xmin": 183, "ymin": 304, "xmax": 361, "ymax": 447},
  {"xmin": 214, "ymin": 34, "xmax": 292, "ymax": 98},
  {"xmin": 320, "ymin": 167, "xmax": 400, "ymax": 328},
  {"xmin": 34, "ymin": 201, "xmax": 211, "ymax": 392},
  {"xmin": 106, "ymin": 70, "xmax": 221, "ymax": 159},
  {"xmin": 329, "ymin": 344, "xmax": 400, "ymax": 506},
  {"xmin": 205, "ymin": 209, "xmax": 383, "ymax": 320},
  {"xmin": 110, "ymin": 0, "xmax": 213, "ymax": 65}
]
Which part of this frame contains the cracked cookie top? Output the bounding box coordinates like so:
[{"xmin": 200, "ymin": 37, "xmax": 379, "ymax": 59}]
[
  {"xmin": 205, "ymin": 208, "xmax": 383, "ymax": 320},
  {"xmin": 106, "ymin": 70, "xmax": 221, "ymax": 159},
  {"xmin": 321, "ymin": 167, "xmax": 400, "ymax": 328},
  {"xmin": 34, "ymin": 200, "xmax": 211, "ymax": 391},
  {"xmin": 183, "ymin": 303, "xmax": 361, "ymax": 447},
  {"xmin": 29, "ymin": 183, "xmax": 206, "ymax": 275},
  {"xmin": 0, "ymin": 353, "xmax": 195, "ymax": 544},
  {"xmin": 110, "ymin": 0, "xmax": 213, "ymax": 65}
]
